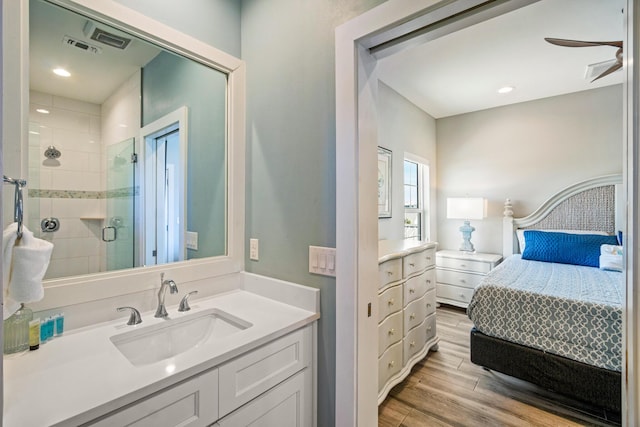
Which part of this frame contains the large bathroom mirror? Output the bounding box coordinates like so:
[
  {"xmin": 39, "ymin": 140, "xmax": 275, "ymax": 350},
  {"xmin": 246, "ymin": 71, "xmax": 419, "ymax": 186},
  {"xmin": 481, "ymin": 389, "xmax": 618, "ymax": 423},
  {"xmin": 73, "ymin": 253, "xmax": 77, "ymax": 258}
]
[{"xmin": 27, "ymin": 0, "xmax": 228, "ymax": 280}]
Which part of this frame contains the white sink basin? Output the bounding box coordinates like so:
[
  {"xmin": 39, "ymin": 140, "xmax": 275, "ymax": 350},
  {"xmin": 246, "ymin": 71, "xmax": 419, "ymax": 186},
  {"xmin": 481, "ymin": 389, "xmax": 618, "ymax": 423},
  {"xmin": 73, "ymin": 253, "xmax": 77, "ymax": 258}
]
[{"xmin": 110, "ymin": 308, "xmax": 252, "ymax": 366}]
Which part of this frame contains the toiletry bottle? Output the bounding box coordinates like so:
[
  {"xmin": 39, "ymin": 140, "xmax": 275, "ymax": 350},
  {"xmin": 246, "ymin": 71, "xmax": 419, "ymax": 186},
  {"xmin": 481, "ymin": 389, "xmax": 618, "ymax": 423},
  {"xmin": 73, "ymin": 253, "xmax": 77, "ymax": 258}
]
[
  {"xmin": 29, "ymin": 318, "xmax": 40, "ymax": 351},
  {"xmin": 3, "ymin": 304, "xmax": 33, "ymax": 354},
  {"xmin": 55, "ymin": 313, "xmax": 64, "ymax": 336}
]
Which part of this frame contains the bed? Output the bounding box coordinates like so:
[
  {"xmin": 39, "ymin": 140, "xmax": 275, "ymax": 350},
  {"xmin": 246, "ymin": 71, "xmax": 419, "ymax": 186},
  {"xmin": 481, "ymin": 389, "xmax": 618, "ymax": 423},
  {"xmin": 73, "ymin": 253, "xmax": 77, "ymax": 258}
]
[{"xmin": 466, "ymin": 174, "xmax": 624, "ymax": 412}]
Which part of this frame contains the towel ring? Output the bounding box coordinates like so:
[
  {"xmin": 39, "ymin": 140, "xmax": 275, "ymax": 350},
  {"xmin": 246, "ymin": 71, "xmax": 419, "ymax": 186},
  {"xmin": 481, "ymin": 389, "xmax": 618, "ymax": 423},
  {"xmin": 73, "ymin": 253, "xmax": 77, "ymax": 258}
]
[{"xmin": 3, "ymin": 175, "xmax": 27, "ymax": 238}]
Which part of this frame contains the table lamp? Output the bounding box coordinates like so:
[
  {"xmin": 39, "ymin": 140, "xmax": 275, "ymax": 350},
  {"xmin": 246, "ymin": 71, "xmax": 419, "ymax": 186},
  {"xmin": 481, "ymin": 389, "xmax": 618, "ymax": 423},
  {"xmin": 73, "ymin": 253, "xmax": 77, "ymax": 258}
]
[{"xmin": 447, "ymin": 197, "xmax": 486, "ymax": 253}]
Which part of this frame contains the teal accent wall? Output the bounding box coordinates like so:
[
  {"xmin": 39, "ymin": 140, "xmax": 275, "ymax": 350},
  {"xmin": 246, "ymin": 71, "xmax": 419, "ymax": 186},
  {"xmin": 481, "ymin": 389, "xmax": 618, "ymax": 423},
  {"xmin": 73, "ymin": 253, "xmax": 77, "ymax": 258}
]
[
  {"xmin": 142, "ymin": 52, "xmax": 227, "ymax": 259},
  {"xmin": 114, "ymin": 0, "xmax": 241, "ymax": 57},
  {"xmin": 241, "ymin": 1, "xmax": 386, "ymax": 425}
]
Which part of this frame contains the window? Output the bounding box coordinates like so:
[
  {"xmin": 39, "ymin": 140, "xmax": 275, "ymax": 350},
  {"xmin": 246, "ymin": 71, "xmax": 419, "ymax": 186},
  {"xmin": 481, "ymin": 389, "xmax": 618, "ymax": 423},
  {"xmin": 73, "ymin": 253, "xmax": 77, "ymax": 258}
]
[{"xmin": 404, "ymin": 158, "xmax": 429, "ymax": 240}]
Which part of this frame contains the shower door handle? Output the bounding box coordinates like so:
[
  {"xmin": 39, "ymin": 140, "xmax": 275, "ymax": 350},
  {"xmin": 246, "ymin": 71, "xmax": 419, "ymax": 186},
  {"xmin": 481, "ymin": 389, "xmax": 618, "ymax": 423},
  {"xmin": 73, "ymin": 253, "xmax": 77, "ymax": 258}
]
[{"xmin": 102, "ymin": 226, "xmax": 117, "ymax": 242}]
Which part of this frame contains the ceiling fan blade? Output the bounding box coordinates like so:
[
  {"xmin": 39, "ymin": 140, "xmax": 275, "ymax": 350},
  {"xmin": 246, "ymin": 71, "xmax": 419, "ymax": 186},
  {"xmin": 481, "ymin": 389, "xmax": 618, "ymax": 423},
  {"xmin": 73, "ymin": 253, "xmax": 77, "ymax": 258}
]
[
  {"xmin": 545, "ymin": 38, "xmax": 623, "ymax": 48},
  {"xmin": 591, "ymin": 62, "xmax": 623, "ymax": 82}
]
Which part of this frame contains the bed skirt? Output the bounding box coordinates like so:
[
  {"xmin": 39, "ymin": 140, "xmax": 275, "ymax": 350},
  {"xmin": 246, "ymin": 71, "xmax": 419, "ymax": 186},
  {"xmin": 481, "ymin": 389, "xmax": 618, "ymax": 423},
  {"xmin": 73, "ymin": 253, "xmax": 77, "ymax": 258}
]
[{"xmin": 470, "ymin": 328, "xmax": 621, "ymax": 412}]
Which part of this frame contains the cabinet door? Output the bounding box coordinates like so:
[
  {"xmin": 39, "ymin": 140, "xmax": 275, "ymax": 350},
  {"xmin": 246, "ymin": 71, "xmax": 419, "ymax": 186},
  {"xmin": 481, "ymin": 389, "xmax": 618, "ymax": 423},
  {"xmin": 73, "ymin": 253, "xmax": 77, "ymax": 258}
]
[
  {"xmin": 218, "ymin": 326, "xmax": 311, "ymax": 417},
  {"xmin": 89, "ymin": 368, "xmax": 218, "ymax": 427},
  {"xmin": 217, "ymin": 368, "xmax": 312, "ymax": 427}
]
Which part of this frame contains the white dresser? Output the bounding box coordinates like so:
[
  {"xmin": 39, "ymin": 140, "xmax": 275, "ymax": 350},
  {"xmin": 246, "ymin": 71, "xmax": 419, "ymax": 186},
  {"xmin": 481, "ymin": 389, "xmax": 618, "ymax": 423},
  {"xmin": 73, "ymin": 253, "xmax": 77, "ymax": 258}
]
[
  {"xmin": 377, "ymin": 240, "xmax": 439, "ymax": 405},
  {"xmin": 435, "ymin": 250, "xmax": 502, "ymax": 308}
]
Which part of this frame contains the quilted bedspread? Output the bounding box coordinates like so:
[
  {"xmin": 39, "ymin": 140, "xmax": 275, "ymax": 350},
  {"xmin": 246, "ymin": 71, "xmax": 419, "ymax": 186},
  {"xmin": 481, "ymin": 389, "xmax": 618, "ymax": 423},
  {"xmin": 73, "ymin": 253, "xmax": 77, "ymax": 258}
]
[{"xmin": 467, "ymin": 255, "xmax": 624, "ymax": 371}]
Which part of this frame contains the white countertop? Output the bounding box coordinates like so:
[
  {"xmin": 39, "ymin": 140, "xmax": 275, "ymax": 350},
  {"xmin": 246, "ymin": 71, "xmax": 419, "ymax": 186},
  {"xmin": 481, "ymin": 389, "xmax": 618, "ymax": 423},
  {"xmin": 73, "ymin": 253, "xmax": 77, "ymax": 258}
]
[
  {"xmin": 378, "ymin": 239, "xmax": 437, "ymax": 262},
  {"xmin": 4, "ymin": 280, "xmax": 319, "ymax": 426}
]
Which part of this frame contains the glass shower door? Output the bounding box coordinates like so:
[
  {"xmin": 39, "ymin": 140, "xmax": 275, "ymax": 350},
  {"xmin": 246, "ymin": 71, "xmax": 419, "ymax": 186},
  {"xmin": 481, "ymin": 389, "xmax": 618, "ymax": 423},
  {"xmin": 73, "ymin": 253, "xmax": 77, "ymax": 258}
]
[{"xmin": 105, "ymin": 138, "xmax": 136, "ymax": 271}]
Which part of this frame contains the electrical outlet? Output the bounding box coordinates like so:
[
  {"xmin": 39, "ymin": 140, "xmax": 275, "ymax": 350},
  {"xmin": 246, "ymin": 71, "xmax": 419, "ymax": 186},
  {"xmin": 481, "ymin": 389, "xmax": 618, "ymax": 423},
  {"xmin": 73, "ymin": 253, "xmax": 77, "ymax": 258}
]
[
  {"xmin": 250, "ymin": 238, "xmax": 259, "ymax": 261},
  {"xmin": 186, "ymin": 231, "xmax": 198, "ymax": 250}
]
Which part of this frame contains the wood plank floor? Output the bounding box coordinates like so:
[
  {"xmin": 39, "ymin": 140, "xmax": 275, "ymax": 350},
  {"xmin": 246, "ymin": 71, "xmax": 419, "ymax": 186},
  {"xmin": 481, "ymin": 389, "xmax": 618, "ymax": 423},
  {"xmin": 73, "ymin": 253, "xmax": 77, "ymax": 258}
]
[{"xmin": 378, "ymin": 305, "xmax": 622, "ymax": 427}]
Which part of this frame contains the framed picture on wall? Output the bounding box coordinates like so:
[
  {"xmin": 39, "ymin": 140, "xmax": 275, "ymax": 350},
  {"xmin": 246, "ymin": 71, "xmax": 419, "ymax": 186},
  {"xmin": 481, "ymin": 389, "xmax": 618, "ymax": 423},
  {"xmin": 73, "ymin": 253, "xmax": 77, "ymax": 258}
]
[{"xmin": 378, "ymin": 146, "xmax": 392, "ymax": 218}]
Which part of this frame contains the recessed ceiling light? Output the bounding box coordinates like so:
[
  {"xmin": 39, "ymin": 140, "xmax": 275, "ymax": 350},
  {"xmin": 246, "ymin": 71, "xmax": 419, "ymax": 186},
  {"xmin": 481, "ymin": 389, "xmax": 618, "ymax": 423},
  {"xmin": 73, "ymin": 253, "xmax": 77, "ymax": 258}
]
[
  {"xmin": 497, "ymin": 86, "xmax": 515, "ymax": 94},
  {"xmin": 53, "ymin": 68, "xmax": 71, "ymax": 77},
  {"xmin": 36, "ymin": 108, "xmax": 50, "ymax": 114}
]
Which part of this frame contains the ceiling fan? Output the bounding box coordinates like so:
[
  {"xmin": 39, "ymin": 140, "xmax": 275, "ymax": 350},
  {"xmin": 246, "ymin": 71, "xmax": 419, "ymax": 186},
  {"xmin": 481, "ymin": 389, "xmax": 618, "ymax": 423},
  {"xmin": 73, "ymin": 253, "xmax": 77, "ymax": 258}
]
[{"xmin": 544, "ymin": 38, "xmax": 623, "ymax": 82}]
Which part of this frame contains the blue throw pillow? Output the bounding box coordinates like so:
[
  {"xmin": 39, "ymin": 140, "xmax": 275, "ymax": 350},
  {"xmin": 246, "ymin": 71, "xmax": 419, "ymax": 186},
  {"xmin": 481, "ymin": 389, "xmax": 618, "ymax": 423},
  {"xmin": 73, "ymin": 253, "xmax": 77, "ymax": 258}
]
[{"xmin": 521, "ymin": 230, "xmax": 618, "ymax": 267}]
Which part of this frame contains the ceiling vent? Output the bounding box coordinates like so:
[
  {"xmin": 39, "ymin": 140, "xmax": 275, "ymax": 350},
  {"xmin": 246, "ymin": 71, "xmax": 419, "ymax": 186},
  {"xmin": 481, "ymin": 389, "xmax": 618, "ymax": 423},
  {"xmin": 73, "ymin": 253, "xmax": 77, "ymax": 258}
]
[
  {"xmin": 62, "ymin": 36, "xmax": 102, "ymax": 54},
  {"xmin": 584, "ymin": 59, "xmax": 618, "ymax": 81},
  {"xmin": 83, "ymin": 22, "xmax": 131, "ymax": 50}
]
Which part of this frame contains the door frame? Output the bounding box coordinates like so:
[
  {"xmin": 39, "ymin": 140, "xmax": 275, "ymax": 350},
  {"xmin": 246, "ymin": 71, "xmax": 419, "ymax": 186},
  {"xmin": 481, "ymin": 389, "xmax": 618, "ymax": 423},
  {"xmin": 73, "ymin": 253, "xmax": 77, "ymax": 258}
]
[{"xmin": 335, "ymin": 0, "xmax": 639, "ymax": 425}]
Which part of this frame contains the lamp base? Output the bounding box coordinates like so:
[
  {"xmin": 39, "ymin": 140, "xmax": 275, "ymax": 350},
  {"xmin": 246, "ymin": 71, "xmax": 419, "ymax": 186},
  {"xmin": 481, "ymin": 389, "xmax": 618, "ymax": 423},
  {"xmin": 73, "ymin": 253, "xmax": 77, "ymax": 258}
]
[{"xmin": 459, "ymin": 220, "xmax": 476, "ymax": 253}]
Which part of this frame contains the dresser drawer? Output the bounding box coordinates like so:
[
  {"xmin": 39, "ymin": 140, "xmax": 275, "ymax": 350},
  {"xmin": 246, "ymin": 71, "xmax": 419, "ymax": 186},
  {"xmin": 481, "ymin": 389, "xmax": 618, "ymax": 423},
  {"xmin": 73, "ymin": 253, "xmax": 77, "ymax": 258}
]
[
  {"xmin": 403, "ymin": 319, "xmax": 427, "ymax": 364},
  {"xmin": 436, "ymin": 269, "xmax": 484, "ymax": 289},
  {"xmin": 378, "ymin": 284, "xmax": 403, "ymax": 322},
  {"xmin": 378, "ymin": 311, "xmax": 403, "ymax": 356},
  {"xmin": 378, "ymin": 341, "xmax": 403, "ymax": 392},
  {"xmin": 404, "ymin": 295, "xmax": 427, "ymax": 334},
  {"xmin": 404, "ymin": 270, "xmax": 433, "ymax": 305},
  {"xmin": 403, "ymin": 247, "xmax": 436, "ymax": 278},
  {"xmin": 436, "ymin": 283, "xmax": 475, "ymax": 305},
  {"xmin": 379, "ymin": 258, "xmax": 402, "ymax": 289},
  {"xmin": 436, "ymin": 255, "xmax": 492, "ymax": 273},
  {"xmin": 425, "ymin": 312, "xmax": 437, "ymax": 343},
  {"xmin": 424, "ymin": 288, "xmax": 436, "ymax": 317}
]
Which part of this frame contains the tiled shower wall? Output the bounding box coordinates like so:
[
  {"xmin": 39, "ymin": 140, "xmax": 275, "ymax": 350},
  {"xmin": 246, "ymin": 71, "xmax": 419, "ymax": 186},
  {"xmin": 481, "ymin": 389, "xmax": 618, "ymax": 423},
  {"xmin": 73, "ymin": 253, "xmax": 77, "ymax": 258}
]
[{"xmin": 29, "ymin": 91, "xmax": 104, "ymax": 279}]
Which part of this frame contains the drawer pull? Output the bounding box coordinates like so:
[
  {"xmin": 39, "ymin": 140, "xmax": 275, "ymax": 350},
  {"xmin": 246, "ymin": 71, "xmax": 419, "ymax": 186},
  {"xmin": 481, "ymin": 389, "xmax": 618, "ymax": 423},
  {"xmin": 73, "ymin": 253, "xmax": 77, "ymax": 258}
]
[
  {"xmin": 409, "ymin": 313, "xmax": 416, "ymax": 320},
  {"xmin": 426, "ymin": 279, "xmax": 431, "ymax": 284},
  {"xmin": 460, "ymin": 264, "xmax": 467, "ymax": 268},
  {"xmin": 388, "ymin": 360, "xmax": 395, "ymax": 368},
  {"xmin": 425, "ymin": 256, "xmax": 431, "ymax": 261},
  {"xmin": 388, "ymin": 328, "xmax": 395, "ymax": 336},
  {"xmin": 459, "ymin": 293, "xmax": 465, "ymax": 298},
  {"xmin": 460, "ymin": 279, "xmax": 466, "ymax": 284},
  {"xmin": 410, "ymin": 341, "xmax": 416, "ymax": 347},
  {"xmin": 388, "ymin": 298, "xmax": 395, "ymax": 306},
  {"xmin": 387, "ymin": 271, "xmax": 393, "ymax": 276},
  {"xmin": 409, "ymin": 288, "xmax": 415, "ymax": 294},
  {"xmin": 426, "ymin": 303, "xmax": 431, "ymax": 308},
  {"xmin": 409, "ymin": 262, "xmax": 415, "ymax": 267},
  {"xmin": 427, "ymin": 326, "xmax": 432, "ymax": 332}
]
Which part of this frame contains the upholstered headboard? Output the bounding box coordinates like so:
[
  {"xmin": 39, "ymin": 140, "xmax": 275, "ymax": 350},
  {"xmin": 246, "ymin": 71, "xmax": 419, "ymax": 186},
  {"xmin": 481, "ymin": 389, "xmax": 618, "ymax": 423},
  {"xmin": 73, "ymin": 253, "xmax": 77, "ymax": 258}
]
[{"xmin": 503, "ymin": 174, "xmax": 623, "ymax": 256}]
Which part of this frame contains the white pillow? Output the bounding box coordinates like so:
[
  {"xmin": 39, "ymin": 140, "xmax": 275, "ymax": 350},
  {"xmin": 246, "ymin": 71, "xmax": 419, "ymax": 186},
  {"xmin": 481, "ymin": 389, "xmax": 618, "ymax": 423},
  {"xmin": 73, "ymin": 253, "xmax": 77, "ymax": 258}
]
[{"xmin": 516, "ymin": 229, "xmax": 611, "ymax": 253}]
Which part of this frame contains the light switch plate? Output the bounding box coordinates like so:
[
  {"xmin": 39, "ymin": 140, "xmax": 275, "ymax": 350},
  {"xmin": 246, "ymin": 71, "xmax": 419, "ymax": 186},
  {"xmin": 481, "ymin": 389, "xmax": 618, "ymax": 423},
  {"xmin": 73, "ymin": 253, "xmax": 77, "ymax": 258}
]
[
  {"xmin": 250, "ymin": 238, "xmax": 259, "ymax": 261},
  {"xmin": 186, "ymin": 231, "xmax": 198, "ymax": 250},
  {"xmin": 309, "ymin": 246, "xmax": 336, "ymax": 277}
]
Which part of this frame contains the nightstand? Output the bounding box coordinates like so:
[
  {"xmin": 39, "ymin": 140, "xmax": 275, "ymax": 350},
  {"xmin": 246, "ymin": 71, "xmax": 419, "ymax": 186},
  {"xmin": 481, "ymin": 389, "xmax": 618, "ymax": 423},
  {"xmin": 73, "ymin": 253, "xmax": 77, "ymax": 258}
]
[{"xmin": 435, "ymin": 250, "xmax": 502, "ymax": 308}]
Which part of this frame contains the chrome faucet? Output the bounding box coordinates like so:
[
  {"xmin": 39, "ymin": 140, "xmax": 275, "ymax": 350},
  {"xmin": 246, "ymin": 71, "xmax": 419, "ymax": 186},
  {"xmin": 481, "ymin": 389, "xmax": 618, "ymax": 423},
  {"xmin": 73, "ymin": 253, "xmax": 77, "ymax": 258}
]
[{"xmin": 155, "ymin": 273, "xmax": 179, "ymax": 318}]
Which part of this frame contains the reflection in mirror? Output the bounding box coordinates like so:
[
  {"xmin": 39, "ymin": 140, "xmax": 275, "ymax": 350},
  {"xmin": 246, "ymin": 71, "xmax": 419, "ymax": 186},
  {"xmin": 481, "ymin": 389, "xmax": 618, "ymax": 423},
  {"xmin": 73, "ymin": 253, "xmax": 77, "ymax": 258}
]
[{"xmin": 27, "ymin": 0, "xmax": 228, "ymax": 280}]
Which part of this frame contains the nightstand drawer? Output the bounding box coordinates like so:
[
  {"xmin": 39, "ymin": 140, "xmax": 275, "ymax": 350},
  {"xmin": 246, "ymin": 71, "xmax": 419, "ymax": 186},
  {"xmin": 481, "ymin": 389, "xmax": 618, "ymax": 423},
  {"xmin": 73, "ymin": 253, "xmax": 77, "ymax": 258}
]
[
  {"xmin": 436, "ymin": 256, "xmax": 491, "ymax": 273},
  {"xmin": 403, "ymin": 247, "xmax": 436, "ymax": 278},
  {"xmin": 378, "ymin": 284, "xmax": 402, "ymax": 322},
  {"xmin": 378, "ymin": 311, "xmax": 403, "ymax": 356},
  {"xmin": 379, "ymin": 258, "xmax": 402, "ymax": 289},
  {"xmin": 436, "ymin": 283, "xmax": 475, "ymax": 304},
  {"xmin": 436, "ymin": 269, "xmax": 484, "ymax": 289}
]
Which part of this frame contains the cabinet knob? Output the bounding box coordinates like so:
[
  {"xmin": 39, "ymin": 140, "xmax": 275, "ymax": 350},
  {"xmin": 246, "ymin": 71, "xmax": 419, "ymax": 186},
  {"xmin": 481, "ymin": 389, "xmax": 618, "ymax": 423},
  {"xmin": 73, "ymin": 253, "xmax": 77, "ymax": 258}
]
[
  {"xmin": 426, "ymin": 279, "xmax": 431, "ymax": 284},
  {"xmin": 460, "ymin": 264, "xmax": 467, "ymax": 268},
  {"xmin": 427, "ymin": 326, "xmax": 432, "ymax": 332},
  {"xmin": 426, "ymin": 303, "xmax": 431, "ymax": 308},
  {"xmin": 410, "ymin": 341, "xmax": 416, "ymax": 347},
  {"xmin": 460, "ymin": 279, "xmax": 466, "ymax": 284},
  {"xmin": 388, "ymin": 360, "xmax": 395, "ymax": 368},
  {"xmin": 388, "ymin": 328, "xmax": 395, "ymax": 336},
  {"xmin": 388, "ymin": 298, "xmax": 395, "ymax": 306},
  {"xmin": 409, "ymin": 262, "xmax": 415, "ymax": 267},
  {"xmin": 409, "ymin": 288, "xmax": 415, "ymax": 294},
  {"xmin": 409, "ymin": 313, "xmax": 415, "ymax": 320},
  {"xmin": 386, "ymin": 271, "xmax": 393, "ymax": 276},
  {"xmin": 459, "ymin": 293, "xmax": 465, "ymax": 298},
  {"xmin": 426, "ymin": 256, "xmax": 431, "ymax": 261}
]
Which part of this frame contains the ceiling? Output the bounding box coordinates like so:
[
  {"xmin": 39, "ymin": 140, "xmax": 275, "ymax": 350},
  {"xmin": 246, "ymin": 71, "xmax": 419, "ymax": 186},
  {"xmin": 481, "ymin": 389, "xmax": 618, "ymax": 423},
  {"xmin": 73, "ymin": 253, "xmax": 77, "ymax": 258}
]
[
  {"xmin": 377, "ymin": 0, "xmax": 625, "ymax": 119},
  {"xmin": 30, "ymin": 0, "xmax": 161, "ymax": 105}
]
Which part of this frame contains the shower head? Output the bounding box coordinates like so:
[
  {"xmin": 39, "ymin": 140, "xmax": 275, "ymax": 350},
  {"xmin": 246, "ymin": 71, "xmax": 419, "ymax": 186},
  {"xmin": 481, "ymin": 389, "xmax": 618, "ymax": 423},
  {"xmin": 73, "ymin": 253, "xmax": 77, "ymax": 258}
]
[{"xmin": 44, "ymin": 145, "xmax": 61, "ymax": 159}]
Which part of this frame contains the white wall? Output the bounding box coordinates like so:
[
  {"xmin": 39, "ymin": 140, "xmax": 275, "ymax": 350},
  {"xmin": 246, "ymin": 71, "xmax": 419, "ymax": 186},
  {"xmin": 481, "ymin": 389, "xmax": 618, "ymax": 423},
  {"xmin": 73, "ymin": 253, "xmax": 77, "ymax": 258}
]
[
  {"xmin": 377, "ymin": 82, "xmax": 437, "ymax": 242},
  {"xmin": 436, "ymin": 85, "xmax": 623, "ymax": 254}
]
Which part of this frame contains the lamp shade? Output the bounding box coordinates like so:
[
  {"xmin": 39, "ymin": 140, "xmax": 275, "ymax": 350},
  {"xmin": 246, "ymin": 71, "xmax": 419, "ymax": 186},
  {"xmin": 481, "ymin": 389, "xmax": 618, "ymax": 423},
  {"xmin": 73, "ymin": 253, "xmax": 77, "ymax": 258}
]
[{"xmin": 447, "ymin": 197, "xmax": 485, "ymax": 220}]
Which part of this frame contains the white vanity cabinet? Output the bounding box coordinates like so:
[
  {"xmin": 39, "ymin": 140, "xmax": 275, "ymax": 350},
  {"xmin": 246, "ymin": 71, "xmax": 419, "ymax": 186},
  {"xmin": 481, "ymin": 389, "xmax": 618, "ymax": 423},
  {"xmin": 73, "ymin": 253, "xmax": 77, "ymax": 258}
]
[
  {"xmin": 87, "ymin": 325, "xmax": 313, "ymax": 427},
  {"xmin": 377, "ymin": 240, "xmax": 439, "ymax": 405}
]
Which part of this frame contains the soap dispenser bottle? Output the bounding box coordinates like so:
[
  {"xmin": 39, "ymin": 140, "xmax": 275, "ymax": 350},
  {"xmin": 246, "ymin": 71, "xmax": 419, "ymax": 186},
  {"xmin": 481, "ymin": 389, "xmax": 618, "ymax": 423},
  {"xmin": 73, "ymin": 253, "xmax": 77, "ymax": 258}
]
[{"xmin": 4, "ymin": 304, "xmax": 33, "ymax": 354}]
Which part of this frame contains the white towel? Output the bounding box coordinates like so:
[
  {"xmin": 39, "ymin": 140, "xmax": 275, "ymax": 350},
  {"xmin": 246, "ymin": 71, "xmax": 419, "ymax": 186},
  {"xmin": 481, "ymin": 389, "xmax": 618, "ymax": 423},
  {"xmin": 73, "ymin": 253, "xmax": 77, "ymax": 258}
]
[
  {"xmin": 3, "ymin": 223, "xmax": 20, "ymax": 319},
  {"xmin": 600, "ymin": 254, "xmax": 623, "ymax": 272},
  {"xmin": 3, "ymin": 223, "xmax": 54, "ymax": 319}
]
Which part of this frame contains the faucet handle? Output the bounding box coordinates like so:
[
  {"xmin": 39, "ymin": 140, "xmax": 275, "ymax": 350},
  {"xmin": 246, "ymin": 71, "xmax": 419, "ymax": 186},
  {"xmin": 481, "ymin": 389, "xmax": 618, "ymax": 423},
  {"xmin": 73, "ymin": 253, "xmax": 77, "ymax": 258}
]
[
  {"xmin": 178, "ymin": 291, "xmax": 198, "ymax": 312},
  {"xmin": 117, "ymin": 306, "xmax": 142, "ymax": 325}
]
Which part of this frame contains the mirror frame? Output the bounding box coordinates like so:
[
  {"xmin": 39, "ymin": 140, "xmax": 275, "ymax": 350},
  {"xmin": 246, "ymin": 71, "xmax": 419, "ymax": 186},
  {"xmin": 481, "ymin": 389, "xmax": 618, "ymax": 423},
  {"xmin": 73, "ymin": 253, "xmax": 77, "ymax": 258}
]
[{"xmin": 5, "ymin": 0, "xmax": 245, "ymax": 310}]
